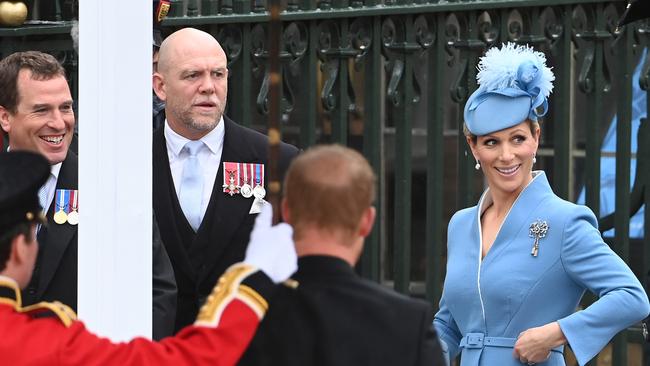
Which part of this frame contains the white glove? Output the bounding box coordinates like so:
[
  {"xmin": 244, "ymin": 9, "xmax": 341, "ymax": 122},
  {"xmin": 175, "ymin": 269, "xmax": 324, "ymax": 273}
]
[{"xmin": 244, "ymin": 203, "xmax": 297, "ymax": 283}]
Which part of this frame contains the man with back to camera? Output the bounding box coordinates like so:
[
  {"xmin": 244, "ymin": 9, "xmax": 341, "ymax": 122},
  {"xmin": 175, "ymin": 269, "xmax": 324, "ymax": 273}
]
[
  {"xmin": 0, "ymin": 150, "xmax": 297, "ymax": 365},
  {"xmin": 0, "ymin": 50, "xmax": 178, "ymax": 339},
  {"xmin": 238, "ymin": 144, "xmax": 445, "ymax": 366},
  {"xmin": 152, "ymin": 27, "xmax": 299, "ymax": 332}
]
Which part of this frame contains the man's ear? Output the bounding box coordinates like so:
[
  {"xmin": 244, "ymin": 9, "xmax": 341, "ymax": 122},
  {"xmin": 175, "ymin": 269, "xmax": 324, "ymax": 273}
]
[
  {"xmin": 0, "ymin": 106, "xmax": 12, "ymax": 134},
  {"xmin": 281, "ymin": 198, "xmax": 291, "ymax": 224},
  {"xmin": 152, "ymin": 73, "xmax": 166, "ymax": 101},
  {"xmin": 358, "ymin": 206, "xmax": 376, "ymax": 238},
  {"xmin": 9, "ymin": 233, "xmax": 27, "ymax": 266}
]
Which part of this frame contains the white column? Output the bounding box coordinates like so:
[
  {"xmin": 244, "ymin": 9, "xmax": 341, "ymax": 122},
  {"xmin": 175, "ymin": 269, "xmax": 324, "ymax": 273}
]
[{"xmin": 78, "ymin": 2, "xmax": 152, "ymax": 340}]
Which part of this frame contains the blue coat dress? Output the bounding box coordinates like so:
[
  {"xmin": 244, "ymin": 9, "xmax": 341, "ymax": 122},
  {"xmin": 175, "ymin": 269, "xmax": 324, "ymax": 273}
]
[{"xmin": 434, "ymin": 171, "xmax": 650, "ymax": 366}]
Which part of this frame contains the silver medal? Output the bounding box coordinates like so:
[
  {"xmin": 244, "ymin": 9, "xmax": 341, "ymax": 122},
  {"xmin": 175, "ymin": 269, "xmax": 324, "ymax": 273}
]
[
  {"xmin": 253, "ymin": 184, "xmax": 266, "ymax": 199},
  {"xmin": 241, "ymin": 183, "xmax": 253, "ymax": 198}
]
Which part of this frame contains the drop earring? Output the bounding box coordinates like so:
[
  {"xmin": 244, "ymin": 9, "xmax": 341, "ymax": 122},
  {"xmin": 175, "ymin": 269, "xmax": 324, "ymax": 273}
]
[
  {"xmin": 475, "ymin": 160, "xmax": 481, "ymax": 170},
  {"xmin": 532, "ymin": 155, "xmax": 537, "ymax": 164}
]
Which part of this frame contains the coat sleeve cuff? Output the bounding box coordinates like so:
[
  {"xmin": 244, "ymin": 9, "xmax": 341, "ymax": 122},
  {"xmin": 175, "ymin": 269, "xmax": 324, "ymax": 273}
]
[
  {"xmin": 194, "ymin": 263, "xmax": 277, "ymax": 327},
  {"xmin": 558, "ymin": 315, "xmax": 600, "ymax": 366},
  {"xmin": 239, "ymin": 269, "xmax": 277, "ymax": 313}
]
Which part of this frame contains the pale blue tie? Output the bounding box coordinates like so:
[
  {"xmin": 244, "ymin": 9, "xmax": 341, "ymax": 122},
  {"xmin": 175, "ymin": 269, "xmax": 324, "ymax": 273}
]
[
  {"xmin": 179, "ymin": 141, "xmax": 204, "ymax": 231},
  {"xmin": 38, "ymin": 183, "xmax": 49, "ymax": 212},
  {"xmin": 37, "ymin": 174, "xmax": 53, "ymax": 233}
]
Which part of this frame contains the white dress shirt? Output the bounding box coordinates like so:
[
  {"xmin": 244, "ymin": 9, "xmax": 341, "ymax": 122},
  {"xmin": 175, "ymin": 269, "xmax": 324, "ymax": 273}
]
[{"xmin": 164, "ymin": 117, "xmax": 225, "ymax": 224}]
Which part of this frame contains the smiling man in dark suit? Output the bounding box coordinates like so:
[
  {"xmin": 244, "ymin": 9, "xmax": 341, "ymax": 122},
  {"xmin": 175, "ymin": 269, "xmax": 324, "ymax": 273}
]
[
  {"xmin": 0, "ymin": 51, "xmax": 177, "ymax": 340},
  {"xmin": 152, "ymin": 28, "xmax": 298, "ymax": 332}
]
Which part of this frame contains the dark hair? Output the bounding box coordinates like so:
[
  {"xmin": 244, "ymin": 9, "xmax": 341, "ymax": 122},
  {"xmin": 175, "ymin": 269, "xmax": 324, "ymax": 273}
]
[
  {"xmin": 0, "ymin": 51, "xmax": 66, "ymax": 114},
  {"xmin": 0, "ymin": 223, "xmax": 34, "ymax": 272}
]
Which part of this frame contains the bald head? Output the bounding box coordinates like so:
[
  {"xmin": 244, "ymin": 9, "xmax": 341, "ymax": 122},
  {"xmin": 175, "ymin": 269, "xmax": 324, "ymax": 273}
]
[
  {"xmin": 283, "ymin": 145, "xmax": 376, "ymax": 239},
  {"xmin": 152, "ymin": 27, "xmax": 229, "ymax": 139},
  {"xmin": 157, "ymin": 28, "xmax": 225, "ymax": 74}
]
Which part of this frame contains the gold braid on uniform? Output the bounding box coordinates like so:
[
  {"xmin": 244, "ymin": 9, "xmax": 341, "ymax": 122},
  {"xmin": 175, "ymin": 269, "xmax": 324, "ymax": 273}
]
[
  {"xmin": 195, "ymin": 263, "xmax": 268, "ymax": 327},
  {"xmin": 0, "ymin": 277, "xmax": 76, "ymax": 327},
  {"xmin": 21, "ymin": 301, "xmax": 77, "ymax": 327}
]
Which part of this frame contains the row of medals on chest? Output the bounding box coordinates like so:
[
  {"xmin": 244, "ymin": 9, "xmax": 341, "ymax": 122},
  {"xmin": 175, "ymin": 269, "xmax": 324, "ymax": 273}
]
[
  {"xmin": 223, "ymin": 169, "xmax": 266, "ymax": 199},
  {"xmin": 53, "ymin": 190, "xmax": 79, "ymax": 226},
  {"xmin": 52, "ymin": 166, "xmax": 263, "ymax": 225}
]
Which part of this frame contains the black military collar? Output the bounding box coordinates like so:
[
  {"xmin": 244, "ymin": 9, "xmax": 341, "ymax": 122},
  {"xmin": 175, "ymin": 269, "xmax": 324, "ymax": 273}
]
[
  {"xmin": 295, "ymin": 255, "xmax": 356, "ymax": 280},
  {"xmin": 0, "ymin": 276, "xmax": 21, "ymax": 308}
]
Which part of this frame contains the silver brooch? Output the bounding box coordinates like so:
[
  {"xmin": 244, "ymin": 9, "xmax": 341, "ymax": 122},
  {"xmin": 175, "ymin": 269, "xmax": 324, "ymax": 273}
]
[{"xmin": 528, "ymin": 219, "xmax": 548, "ymax": 257}]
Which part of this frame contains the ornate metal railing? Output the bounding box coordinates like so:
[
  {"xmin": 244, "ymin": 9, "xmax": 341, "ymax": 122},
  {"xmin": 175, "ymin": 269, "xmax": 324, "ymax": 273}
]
[{"xmin": 1, "ymin": 0, "xmax": 649, "ymax": 364}]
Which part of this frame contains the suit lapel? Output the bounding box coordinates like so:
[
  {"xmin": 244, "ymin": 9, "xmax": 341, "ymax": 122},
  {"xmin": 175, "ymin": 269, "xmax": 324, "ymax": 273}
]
[
  {"xmin": 193, "ymin": 117, "xmax": 258, "ymax": 266},
  {"xmin": 153, "ymin": 129, "xmax": 197, "ymax": 280},
  {"xmin": 36, "ymin": 152, "xmax": 78, "ymax": 298}
]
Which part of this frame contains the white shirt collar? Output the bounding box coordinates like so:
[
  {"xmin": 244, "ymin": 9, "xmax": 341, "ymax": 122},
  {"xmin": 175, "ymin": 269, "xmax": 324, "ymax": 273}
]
[
  {"xmin": 164, "ymin": 116, "xmax": 225, "ymax": 157},
  {"xmin": 51, "ymin": 162, "xmax": 62, "ymax": 180}
]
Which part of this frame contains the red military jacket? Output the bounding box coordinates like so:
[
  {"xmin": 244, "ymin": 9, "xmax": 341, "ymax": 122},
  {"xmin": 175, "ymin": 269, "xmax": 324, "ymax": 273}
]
[{"xmin": 0, "ymin": 263, "xmax": 273, "ymax": 366}]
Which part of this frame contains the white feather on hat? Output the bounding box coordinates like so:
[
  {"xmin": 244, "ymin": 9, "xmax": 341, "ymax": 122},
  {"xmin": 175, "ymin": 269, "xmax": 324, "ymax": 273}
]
[
  {"xmin": 463, "ymin": 43, "xmax": 556, "ymax": 135},
  {"xmin": 477, "ymin": 43, "xmax": 554, "ymax": 100}
]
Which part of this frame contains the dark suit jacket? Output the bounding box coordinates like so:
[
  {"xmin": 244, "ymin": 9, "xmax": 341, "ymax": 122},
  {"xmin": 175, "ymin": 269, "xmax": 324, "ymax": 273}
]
[
  {"xmin": 25, "ymin": 152, "xmax": 79, "ymax": 309},
  {"xmin": 22, "ymin": 151, "xmax": 178, "ymax": 340},
  {"xmin": 238, "ymin": 255, "xmax": 445, "ymax": 366},
  {"xmin": 153, "ymin": 116, "xmax": 299, "ymax": 332}
]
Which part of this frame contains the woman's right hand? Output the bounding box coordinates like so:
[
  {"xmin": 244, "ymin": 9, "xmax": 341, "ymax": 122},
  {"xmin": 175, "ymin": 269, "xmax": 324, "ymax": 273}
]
[{"xmin": 513, "ymin": 322, "xmax": 566, "ymax": 364}]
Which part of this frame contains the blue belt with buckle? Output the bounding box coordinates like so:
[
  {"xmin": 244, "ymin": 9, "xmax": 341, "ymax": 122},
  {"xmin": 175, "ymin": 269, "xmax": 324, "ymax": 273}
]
[{"xmin": 460, "ymin": 332, "xmax": 564, "ymax": 352}]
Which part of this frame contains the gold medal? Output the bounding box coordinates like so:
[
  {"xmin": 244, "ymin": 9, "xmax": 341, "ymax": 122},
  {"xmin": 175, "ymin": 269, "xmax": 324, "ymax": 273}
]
[{"xmin": 53, "ymin": 209, "xmax": 68, "ymax": 225}]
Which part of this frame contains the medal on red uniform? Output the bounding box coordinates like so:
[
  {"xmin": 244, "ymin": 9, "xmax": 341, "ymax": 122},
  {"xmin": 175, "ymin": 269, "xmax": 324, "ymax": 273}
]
[
  {"xmin": 53, "ymin": 189, "xmax": 70, "ymax": 225},
  {"xmin": 67, "ymin": 190, "xmax": 79, "ymax": 226},
  {"xmin": 222, "ymin": 162, "xmax": 241, "ymax": 196}
]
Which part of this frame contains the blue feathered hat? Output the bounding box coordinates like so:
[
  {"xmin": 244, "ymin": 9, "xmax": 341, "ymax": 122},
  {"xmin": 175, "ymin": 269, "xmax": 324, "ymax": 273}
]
[{"xmin": 464, "ymin": 43, "xmax": 555, "ymax": 136}]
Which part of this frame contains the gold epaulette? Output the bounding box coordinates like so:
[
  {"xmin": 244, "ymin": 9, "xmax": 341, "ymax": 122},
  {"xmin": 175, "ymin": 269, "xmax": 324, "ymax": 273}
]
[
  {"xmin": 20, "ymin": 301, "xmax": 77, "ymax": 328},
  {"xmin": 195, "ymin": 263, "xmax": 267, "ymax": 327}
]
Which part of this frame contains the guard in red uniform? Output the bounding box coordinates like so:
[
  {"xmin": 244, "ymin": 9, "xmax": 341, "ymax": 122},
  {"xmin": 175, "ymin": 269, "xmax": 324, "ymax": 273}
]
[{"xmin": 0, "ymin": 151, "xmax": 297, "ymax": 366}]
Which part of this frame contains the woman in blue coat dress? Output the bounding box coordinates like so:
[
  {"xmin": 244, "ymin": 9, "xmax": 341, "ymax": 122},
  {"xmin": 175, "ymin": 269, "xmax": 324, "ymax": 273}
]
[{"xmin": 433, "ymin": 43, "xmax": 650, "ymax": 366}]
